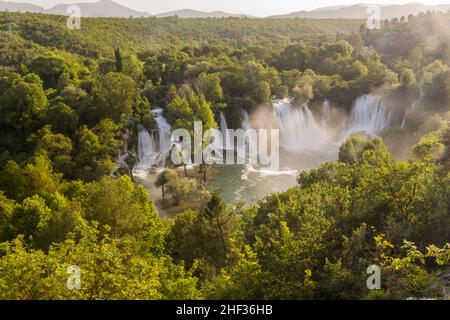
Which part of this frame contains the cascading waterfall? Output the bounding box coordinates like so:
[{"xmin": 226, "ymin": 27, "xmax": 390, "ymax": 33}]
[
  {"xmin": 220, "ymin": 111, "xmax": 234, "ymax": 150},
  {"xmin": 346, "ymin": 94, "xmax": 391, "ymax": 137},
  {"xmin": 273, "ymin": 99, "xmax": 330, "ymax": 153},
  {"xmin": 322, "ymin": 99, "xmax": 331, "ymax": 128},
  {"xmin": 154, "ymin": 108, "xmax": 172, "ymax": 155},
  {"xmin": 130, "ymin": 94, "xmax": 394, "ymax": 183},
  {"xmin": 133, "ymin": 109, "xmax": 173, "ymax": 178},
  {"xmin": 239, "ymin": 109, "xmax": 257, "ymax": 164},
  {"xmin": 112, "ymin": 129, "xmax": 130, "ymax": 176},
  {"xmin": 241, "ymin": 109, "xmax": 251, "ymax": 131},
  {"xmin": 401, "ymin": 101, "xmax": 418, "ymax": 129},
  {"xmin": 136, "ymin": 129, "xmax": 158, "ymax": 166},
  {"xmin": 240, "ymin": 109, "xmax": 255, "ymax": 148}
]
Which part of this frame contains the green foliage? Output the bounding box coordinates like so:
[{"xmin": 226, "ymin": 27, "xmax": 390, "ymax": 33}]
[
  {"xmin": 29, "ymin": 52, "xmax": 74, "ymax": 89},
  {"xmin": 114, "ymin": 48, "xmax": 123, "ymax": 73},
  {"xmin": 0, "ymin": 10, "xmax": 450, "ymax": 301},
  {"xmin": 169, "ymin": 194, "xmax": 239, "ymax": 271}
]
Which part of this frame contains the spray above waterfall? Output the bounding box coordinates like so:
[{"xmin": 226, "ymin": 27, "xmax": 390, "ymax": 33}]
[
  {"xmin": 273, "ymin": 99, "xmax": 333, "ymax": 154},
  {"xmin": 322, "ymin": 99, "xmax": 331, "ymax": 128}
]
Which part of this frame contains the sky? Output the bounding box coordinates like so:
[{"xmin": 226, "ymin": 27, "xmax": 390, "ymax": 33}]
[{"xmin": 5, "ymin": 0, "xmax": 450, "ymax": 16}]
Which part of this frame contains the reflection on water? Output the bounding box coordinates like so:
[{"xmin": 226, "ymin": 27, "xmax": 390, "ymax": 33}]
[{"xmin": 207, "ymin": 148, "xmax": 337, "ymax": 204}]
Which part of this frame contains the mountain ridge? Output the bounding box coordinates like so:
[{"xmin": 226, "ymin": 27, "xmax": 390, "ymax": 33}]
[
  {"xmin": 0, "ymin": 0, "xmax": 450, "ymax": 19},
  {"xmin": 270, "ymin": 3, "xmax": 450, "ymax": 19},
  {"xmin": 155, "ymin": 9, "xmax": 252, "ymax": 18}
]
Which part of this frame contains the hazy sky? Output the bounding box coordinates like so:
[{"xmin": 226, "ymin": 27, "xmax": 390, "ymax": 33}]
[{"xmin": 6, "ymin": 0, "xmax": 450, "ymax": 16}]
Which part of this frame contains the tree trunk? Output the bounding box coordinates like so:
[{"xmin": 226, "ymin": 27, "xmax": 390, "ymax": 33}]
[
  {"xmin": 216, "ymin": 215, "xmax": 227, "ymax": 258},
  {"xmin": 128, "ymin": 169, "xmax": 134, "ymax": 182}
]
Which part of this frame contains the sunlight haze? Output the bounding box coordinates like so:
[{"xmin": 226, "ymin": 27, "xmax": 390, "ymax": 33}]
[{"xmin": 4, "ymin": 0, "xmax": 450, "ymax": 16}]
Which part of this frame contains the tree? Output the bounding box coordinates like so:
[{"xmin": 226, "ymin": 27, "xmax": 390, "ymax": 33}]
[
  {"xmin": 338, "ymin": 136, "xmax": 392, "ymax": 165},
  {"xmin": 169, "ymin": 194, "xmax": 238, "ymax": 270},
  {"xmin": 81, "ymin": 176, "xmax": 162, "ymax": 243},
  {"xmin": 425, "ymin": 69, "xmax": 450, "ymax": 109},
  {"xmin": 278, "ymin": 43, "xmax": 311, "ymax": 70},
  {"xmin": 92, "ymin": 72, "xmax": 138, "ymax": 126},
  {"xmin": 194, "ymin": 72, "xmax": 223, "ymax": 104},
  {"xmin": 155, "ymin": 169, "xmax": 177, "ymax": 200},
  {"xmin": 400, "ymin": 68, "xmax": 417, "ymax": 89},
  {"xmin": 408, "ymin": 47, "xmax": 423, "ymax": 71},
  {"xmin": 32, "ymin": 126, "xmax": 75, "ymax": 176},
  {"xmin": 167, "ymin": 93, "xmax": 217, "ymax": 178},
  {"xmin": 114, "ymin": 48, "xmax": 123, "ymax": 73},
  {"xmin": 74, "ymin": 125, "xmax": 117, "ymax": 181},
  {"xmin": 29, "ymin": 53, "xmax": 73, "ymax": 89},
  {"xmin": 0, "ymin": 230, "xmax": 201, "ymax": 300},
  {"xmin": 0, "ymin": 73, "xmax": 48, "ymax": 145},
  {"xmin": 165, "ymin": 175, "xmax": 195, "ymax": 206},
  {"xmin": 46, "ymin": 102, "xmax": 79, "ymax": 135},
  {"xmin": 123, "ymin": 53, "xmax": 144, "ymax": 83},
  {"xmin": 0, "ymin": 154, "xmax": 62, "ymax": 202},
  {"xmin": 344, "ymin": 61, "xmax": 369, "ymax": 81}
]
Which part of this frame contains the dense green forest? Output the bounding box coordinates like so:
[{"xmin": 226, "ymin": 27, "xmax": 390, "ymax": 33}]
[{"xmin": 0, "ymin": 11, "xmax": 449, "ymax": 300}]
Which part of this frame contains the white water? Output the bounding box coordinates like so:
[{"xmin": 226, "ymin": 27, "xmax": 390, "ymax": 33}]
[
  {"xmin": 241, "ymin": 109, "xmax": 251, "ymax": 131},
  {"xmin": 245, "ymin": 164, "xmax": 298, "ymax": 177},
  {"xmin": 154, "ymin": 108, "xmax": 172, "ymax": 154},
  {"xmin": 346, "ymin": 94, "xmax": 392, "ymax": 137},
  {"xmin": 133, "ymin": 109, "xmax": 173, "ymax": 178},
  {"xmin": 401, "ymin": 101, "xmax": 418, "ymax": 129},
  {"xmin": 111, "ymin": 129, "xmax": 130, "ymax": 176},
  {"xmin": 322, "ymin": 99, "xmax": 331, "ymax": 128},
  {"xmin": 273, "ymin": 99, "xmax": 331, "ymax": 153}
]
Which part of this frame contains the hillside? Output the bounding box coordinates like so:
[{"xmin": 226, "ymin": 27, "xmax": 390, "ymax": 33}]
[
  {"xmin": 155, "ymin": 9, "xmax": 251, "ymax": 18},
  {"xmin": 271, "ymin": 3, "xmax": 450, "ymax": 19},
  {"xmin": 0, "ymin": 11, "xmax": 362, "ymax": 59},
  {"xmin": 46, "ymin": 0, "xmax": 151, "ymax": 18},
  {"xmin": 0, "ymin": 0, "xmax": 42, "ymax": 13}
]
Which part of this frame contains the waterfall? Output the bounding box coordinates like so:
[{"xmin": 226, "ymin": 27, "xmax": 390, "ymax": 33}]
[
  {"xmin": 154, "ymin": 108, "xmax": 172, "ymax": 154},
  {"xmin": 401, "ymin": 101, "xmax": 418, "ymax": 129},
  {"xmin": 239, "ymin": 109, "xmax": 257, "ymax": 161},
  {"xmin": 346, "ymin": 94, "xmax": 391, "ymax": 137},
  {"xmin": 273, "ymin": 99, "xmax": 329, "ymax": 153},
  {"xmin": 241, "ymin": 109, "xmax": 251, "ymax": 131},
  {"xmin": 322, "ymin": 99, "xmax": 331, "ymax": 128},
  {"xmin": 220, "ymin": 111, "xmax": 234, "ymax": 150},
  {"xmin": 111, "ymin": 129, "xmax": 130, "ymax": 176},
  {"xmin": 133, "ymin": 108, "xmax": 173, "ymax": 177},
  {"xmin": 240, "ymin": 109, "xmax": 256, "ymax": 147},
  {"xmin": 136, "ymin": 129, "xmax": 158, "ymax": 165}
]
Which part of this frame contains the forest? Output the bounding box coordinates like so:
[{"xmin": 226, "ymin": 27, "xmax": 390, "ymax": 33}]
[{"xmin": 0, "ymin": 10, "xmax": 449, "ymax": 300}]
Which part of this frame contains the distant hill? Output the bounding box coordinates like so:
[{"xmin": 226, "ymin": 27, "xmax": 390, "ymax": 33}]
[
  {"xmin": 0, "ymin": 0, "xmax": 43, "ymax": 13},
  {"xmin": 45, "ymin": 0, "xmax": 151, "ymax": 18},
  {"xmin": 0, "ymin": 0, "xmax": 249, "ymax": 18},
  {"xmin": 270, "ymin": 3, "xmax": 450, "ymax": 19},
  {"xmin": 155, "ymin": 9, "xmax": 251, "ymax": 18},
  {"xmin": 1, "ymin": 1, "xmax": 450, "ymax": 19}
]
